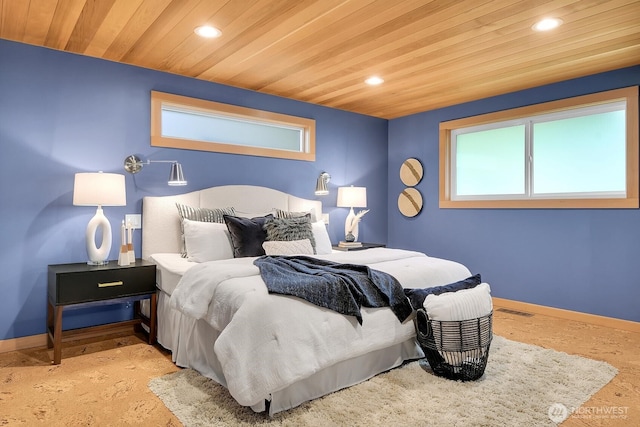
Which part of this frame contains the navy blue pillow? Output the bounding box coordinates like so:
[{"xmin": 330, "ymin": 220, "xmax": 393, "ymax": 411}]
[
  {"xmin": 404, "ymin": 274, "xmax": 482, "ymax": 310},
  {"xmin": 224, "ymin": 214, "xmax": 273, "ymax": 258}
]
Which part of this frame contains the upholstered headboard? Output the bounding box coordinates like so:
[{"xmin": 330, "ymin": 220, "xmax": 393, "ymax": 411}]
[{"xmin": 141, "ymin": 185, "xmax": 323, "ymax": 259}]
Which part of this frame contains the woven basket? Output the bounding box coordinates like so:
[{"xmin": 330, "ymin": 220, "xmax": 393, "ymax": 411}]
[{"xmin": 415, "ymin": 309, "xmax": 493, "ymax": 381}]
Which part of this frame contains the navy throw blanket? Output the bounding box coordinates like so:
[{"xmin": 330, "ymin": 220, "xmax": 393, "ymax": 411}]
[{"xmin": 254, "ymin": 255, "xmax": 413, "ymax": 325}]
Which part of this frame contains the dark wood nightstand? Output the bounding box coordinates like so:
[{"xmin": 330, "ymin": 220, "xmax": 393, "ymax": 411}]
[
  {"xmin": 332, "ymin": 242, "xmax": 386, "ymax": 251},
  {"xmin": 47, "ymin": 259, "xmax": 157, "ymax": 364}
]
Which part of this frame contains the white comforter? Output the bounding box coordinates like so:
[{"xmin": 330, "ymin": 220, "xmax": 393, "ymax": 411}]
[{"xmin": 170, "ymin": 248, "xmax": 471, "ymax": 407}]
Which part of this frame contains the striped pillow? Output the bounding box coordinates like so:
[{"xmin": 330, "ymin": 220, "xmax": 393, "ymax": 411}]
[
  {"xmin": 275, "ymin": 208, "xmax": 317, "ymax": 223},
  {"xmin": 176, "ymin": 203, "xmax": 235, "ymax": 257}
]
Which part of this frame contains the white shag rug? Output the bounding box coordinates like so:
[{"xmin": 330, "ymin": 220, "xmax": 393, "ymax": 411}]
[{"xmin": 148, "ymin": 336, "xmax": 617, "ymax": 426}]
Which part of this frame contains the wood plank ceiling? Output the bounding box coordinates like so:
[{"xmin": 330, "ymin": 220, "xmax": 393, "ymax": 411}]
[{"xmin": 1, "ymin": 0, "xmax": 639, "ymax": 119}]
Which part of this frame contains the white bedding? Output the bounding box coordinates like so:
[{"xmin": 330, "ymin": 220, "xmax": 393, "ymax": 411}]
[
  {"xmin": 169, "ymin": 248, "xmax": 471, "ymax": 408},
  {"xmin": 142, "ymin": 186, "xmax": 474, "ymax": 414},
  {"xmin": 148, "ymin": 253, "xmax": 193, "ymax": 295}
]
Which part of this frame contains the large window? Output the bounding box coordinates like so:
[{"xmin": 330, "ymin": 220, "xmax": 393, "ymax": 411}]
[
  {"xmin": 151, "ymin": 91, "xmax": 316, "ymax": 161},
  {"xmin": 439, "ymin": 87, "xmax": 638, "ymax": 208}
]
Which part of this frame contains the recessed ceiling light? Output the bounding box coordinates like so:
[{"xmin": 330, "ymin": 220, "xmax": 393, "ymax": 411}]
[
  {"xmin": 532, "ymin": 17, "xmax": 563, "ymax": 32},
  {"xmin": 365, "ymin": 76, "xmax": 384, "ymax": 85},
  {"xmin": 194, "ymin": 25, "xmax": 222, "ymax": 38}
]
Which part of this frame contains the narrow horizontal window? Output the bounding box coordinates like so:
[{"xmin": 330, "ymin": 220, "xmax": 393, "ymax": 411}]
[
  {"xmin": 440, "ymin": 87, "xmax": 638, "ymax": 208},
  {"xmin": 151, "ymin": 91, "xmax": 315, "ymax": 161}
]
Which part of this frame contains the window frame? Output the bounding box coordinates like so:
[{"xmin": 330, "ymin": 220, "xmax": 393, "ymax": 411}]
[
  {"xmin": 439, "ymin": 86, "xmax": 639, "ymax": 209},
  {"xmin": 151, "ymin": 91, "xmax": 316, "ymax": 161}
]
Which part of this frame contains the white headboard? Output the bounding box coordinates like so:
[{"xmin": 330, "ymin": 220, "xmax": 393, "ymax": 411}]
[{"xmin": 141, "ymin": 185, "xmax": 323, "ymax": 259}]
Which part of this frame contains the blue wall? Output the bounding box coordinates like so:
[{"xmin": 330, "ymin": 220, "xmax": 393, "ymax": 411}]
[
  {"xmin": 0, "ymin": 39, "xmax": 388, "ymax": 340},
  {"xmin": 388, "ymin": 66, "xmax": 640, "ymax": 323},
  {"xmin": 1, "ymin": 37, "xmax": 638, "ymax": 342}
]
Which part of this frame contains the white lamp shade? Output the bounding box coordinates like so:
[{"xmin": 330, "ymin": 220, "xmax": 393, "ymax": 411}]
[
  {"xmin": 73, "ymin": 172, "xmax": 126, "ymax": 206},
  {"xmin": 337, "ymin": 186, "xmax": 367, "ymax": 208}
]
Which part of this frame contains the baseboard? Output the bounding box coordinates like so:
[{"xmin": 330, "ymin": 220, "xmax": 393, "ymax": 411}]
[
  {"xmin": 0, "ymin": 334, "xmax": 47, "ymax": 354},
  {"xmin": 493, "ymin": 297, "xmax": 640, "ymax": 334},
  {"xmin": 0, "ymin": 323, "xmax": 137, "ymax": 354}
]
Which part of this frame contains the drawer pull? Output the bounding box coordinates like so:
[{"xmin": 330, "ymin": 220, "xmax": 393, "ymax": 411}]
[{"xmin": 98, "ymin": 281, "xmax": 124, "ymax": 288}]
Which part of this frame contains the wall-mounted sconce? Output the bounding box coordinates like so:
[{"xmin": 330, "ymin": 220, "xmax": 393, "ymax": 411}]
[
  {"xmin": 315, "ymin": 172, "xmax": 330, "ymax": 195},
  {"xmin": 124, "ymin": 155, "xmax": 187, "ymax": 186}
]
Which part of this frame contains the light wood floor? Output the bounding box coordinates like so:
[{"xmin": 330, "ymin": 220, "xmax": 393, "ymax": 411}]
[{"xmin": 0, "ymin": 309, "xmax": 638, "ymax": 426}]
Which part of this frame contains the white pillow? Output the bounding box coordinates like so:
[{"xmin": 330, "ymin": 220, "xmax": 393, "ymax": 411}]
[
  {"xmin": 183, "ymin": 219, "xmax": 234, "ymax": 262},
  {"xmin": 311, "ymin": 221, "xmax": 332, "ymax": 255},
  {"xmin": 423, "ymin": 283, "xmax": 493, "ymax": 321},
  {"xmin": 262, "ymin": 239, "xmax": 314, "ymax": 256}
]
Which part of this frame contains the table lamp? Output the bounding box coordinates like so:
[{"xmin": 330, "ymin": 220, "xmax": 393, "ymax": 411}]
[
  {"xmin": 337, "ymin": 186, "xmax": 367, "ymax": 242},
  {"xmin": 73, "ymin": 172, "xmax": 126, "ymax": 265}
]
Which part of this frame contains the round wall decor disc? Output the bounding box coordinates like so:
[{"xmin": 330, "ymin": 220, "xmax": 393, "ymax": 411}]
[
  {"xmin": 400, "ymin": 158, "xmax": 423, "ymax": 186},
  {"xmin": 398, "ymin": 188, "xmax": 423, "ymax": 217}
]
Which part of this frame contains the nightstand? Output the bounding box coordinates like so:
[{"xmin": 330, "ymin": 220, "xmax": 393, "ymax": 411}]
[
  {"xmin": 47, "ymin": 259, "xmax": 157, "ymax": 365},
  {"xmin": 332, "ymin": 242, "xmax": 386, "ymax": 251}
]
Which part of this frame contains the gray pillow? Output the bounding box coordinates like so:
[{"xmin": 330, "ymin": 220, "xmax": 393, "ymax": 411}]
[
  {"xmin": 264, "ymin": 214, "xmax": 316, "ymax": 254},
  {"xmin": 176, "ymin": 203, "xmax": 235, "ymax": 257}
]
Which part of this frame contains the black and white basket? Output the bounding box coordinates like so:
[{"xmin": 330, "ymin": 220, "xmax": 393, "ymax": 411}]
[{"xmin": 415, "ymin": 309, "xmax": 493, "ymax": 381}]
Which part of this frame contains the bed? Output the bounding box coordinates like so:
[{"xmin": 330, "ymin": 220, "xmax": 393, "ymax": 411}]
[{"xmin": 142, "ymin": 185, "xmax": 472, "ymax": 415}]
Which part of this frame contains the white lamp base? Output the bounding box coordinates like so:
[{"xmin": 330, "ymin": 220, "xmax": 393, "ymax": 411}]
[
  {"xmin": 344, "ymin": 207, "xmax": 359, "ymax": 242},
  {"xmin": 86, "ymin": 206, "xmax": 112, "ymax": 265}
]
